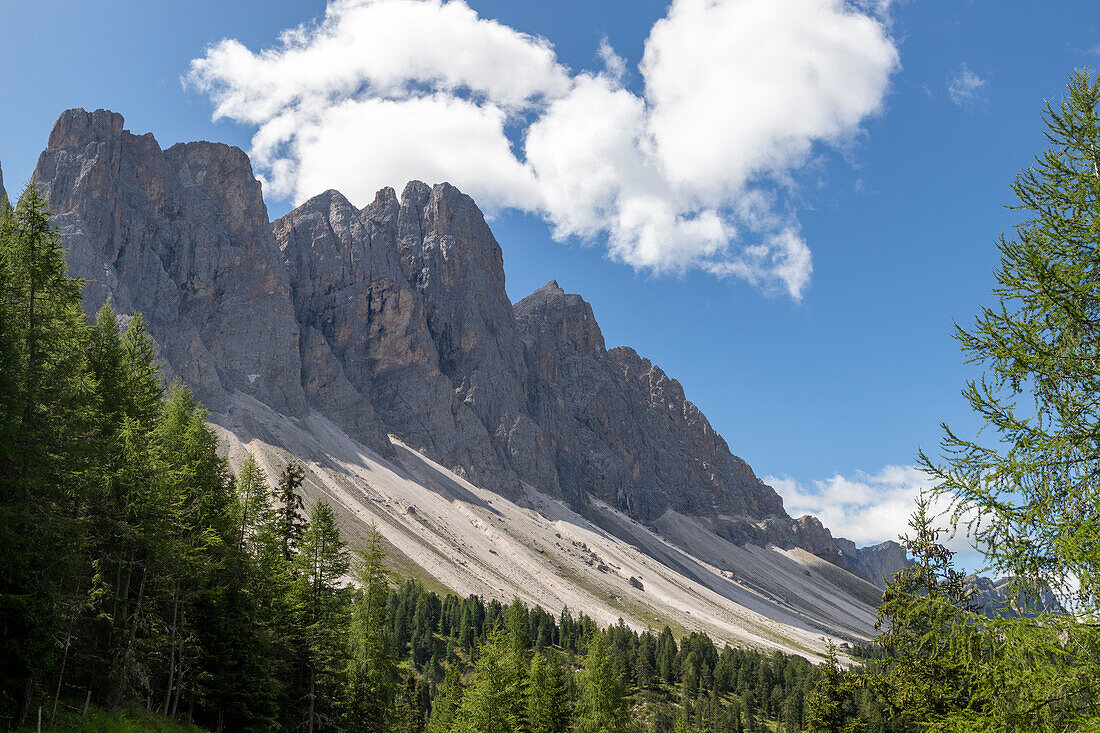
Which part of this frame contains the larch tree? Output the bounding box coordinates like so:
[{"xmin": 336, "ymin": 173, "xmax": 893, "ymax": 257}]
[
  {"xmin": 919, "ymin": 68, "xmax": 1100, "ymax": 730},
  {"xmin": 574, "ymin": 631, "xmax": 631, "ymax": 733},
  {"xmin": 345, "ymin": 524, "xmax": 397, "ymax": 733},
  {"xmin": 294, "ymin": 500, "xmax": 350, "ymax": 733}
]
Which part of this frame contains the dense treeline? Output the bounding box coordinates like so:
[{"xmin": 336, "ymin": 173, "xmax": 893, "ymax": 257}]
[{"xmin": 0, "ymin": 183, "xmax": 886, "ymax": 731}]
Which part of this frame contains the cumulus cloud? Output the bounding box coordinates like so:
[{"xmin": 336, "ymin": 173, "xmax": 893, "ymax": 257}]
[
  {"xmin": 186, "ymin": 0, "xmax": 899, "ymax": 301},
  {"xmin": 947, "ymin": 63, "xmax": 986, "ymax": 106},
  {"xmin": 766, "ymin": 465, "xmax": 985, "ymax": 568}
]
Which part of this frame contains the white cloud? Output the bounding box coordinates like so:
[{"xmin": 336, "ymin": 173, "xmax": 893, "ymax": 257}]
[
  {"xmin": 188, "ymin": 0, "xmax": 570, "ymax": 122},
  {"xmin": 186, "ymin": 0, "xmax": 899, "ymax": 301},
  {"xmin": 766, "ymin": 465, "xmax": 985, "ymax": 569},
  {"xmin": 272, "ymin": 95, "xmax": 540, "ymax": 208},
  {"xmin": 597, "ymin": 36, "xmax": 627, "ymax": 84},
  {"xmin": 947, "ymin": 63, "xmax": 986, "ymax": 106},
  {"xmin": 642, "ymin": 0, "xmax": 898, "ymax": 196}
]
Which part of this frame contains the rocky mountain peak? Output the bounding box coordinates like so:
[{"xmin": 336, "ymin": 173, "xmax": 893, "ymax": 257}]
[
  {"xmin": 834, "ymin": 537, "xmax": 911, "ymax": 589},
  {"xmin": 363, "ymin": 185, "xmax": 399, "ymax": 219},
  {"xmin": 165, "ymin": 141, "xmax": 272, "ymax": 243},
  {"xmin": 515, "ymin": 281, "xmax": 606, "ymax": 355},
  {"xmin": 47, "ymin": 108, "xmax": 124, "ymax": 151},
  {"xmin": 33, "ymin": 108, "xmax": 307, "ymax": 417},
  {"xmin": 32, "ymin": 108, "xmax": 909, "ymax": 591}
]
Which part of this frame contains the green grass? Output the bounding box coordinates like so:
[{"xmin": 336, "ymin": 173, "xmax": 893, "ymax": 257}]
[{"xmin": 20, "ymin": 706, "xmax": 203, "ymax": 733}]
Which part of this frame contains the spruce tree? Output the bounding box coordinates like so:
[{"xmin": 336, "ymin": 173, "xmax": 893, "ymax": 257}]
[
  {"xmin": 294, "ymin": 500, "xmax": 350, "ymax": 732},
  {"xmin": 872, "ymin": 499, "xmax": 981, "ymax": 728},
  {"xmin": 526, "ymin": 651, "xmax": 571, "ymax": 733},
  {"xmin": 277, "ymin": 461, "xmax": 308, "ymax": 563},
  {"xmin": 503, "ymin": 598, "xmax": 531, "ymax": 728},
  {"xmin": 0, "ymin": 185, "xmax": 94, "ymax": 726},
  {"xmin": 84, "ymin": 305, "xmax": 167, "ymax": 711},
  {"xmin": 425, "ymin": 664, "xmax": 464, "ymax": 733},
  {"xmin": 453, "ymin": 626, "xmax": 517, "ymax": 733},
  {"xmin": 804, "ymin": 642, "xmax": 860, "ymax": 733},
  {"xmin": 154, "ymin": 386, "xmax": 236, "ymax": 726}
]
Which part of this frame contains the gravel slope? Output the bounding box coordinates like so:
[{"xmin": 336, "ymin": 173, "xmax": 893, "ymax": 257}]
[{"xmin": 214, "ymin": 394, "xmax": 878, "ymax": 661}]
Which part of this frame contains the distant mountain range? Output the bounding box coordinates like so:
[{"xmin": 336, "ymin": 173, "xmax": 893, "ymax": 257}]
[{"xmin": 11, "ymin": 108, "xmax": 913, "ymax": 658}]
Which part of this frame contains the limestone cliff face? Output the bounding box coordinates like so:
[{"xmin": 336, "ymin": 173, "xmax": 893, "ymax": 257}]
[
  {"xmin": 33, "ymin": 109, "xmax": 307, "ymax": 417},
  {"xmin": 835, "ymin": 538, "xmax": 912, "ymax": 589},
  {"xmin": 513, "ymin": 281, "xmax": 784, "ymax": 521},
  {"xmin": 32, "ymin": 108, "xmax": 906, "ymax": 573},
  {"xmin": 391, "ymin": 182, "xmax": 559, "ymax": 498}
]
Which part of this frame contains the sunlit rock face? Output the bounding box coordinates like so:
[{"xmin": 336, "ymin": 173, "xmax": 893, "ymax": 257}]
[
  {"xmin": 34, "ymin": 108, "xmax": 309, "ymax": 420},
  {"xmin": 834, "ymin": 538, "xmax": 912, "ymax": 589},
  {"xmin": 33, "ymin": 108, "xmax": 907, "ymax": 579}
]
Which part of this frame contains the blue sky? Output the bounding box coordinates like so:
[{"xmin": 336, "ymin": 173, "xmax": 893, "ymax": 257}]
[{"xmin": 2, "ymin": 1, "xmax": 1098, "ymax": 553}]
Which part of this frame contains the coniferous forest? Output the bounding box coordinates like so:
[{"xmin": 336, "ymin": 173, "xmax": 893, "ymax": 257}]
[{"xmin": 1, "ymin": 71, "xmax": 1100, "ymax": 732}]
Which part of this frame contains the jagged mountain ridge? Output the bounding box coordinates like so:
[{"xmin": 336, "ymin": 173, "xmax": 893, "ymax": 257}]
[{"xmin": 27, "ymin": 109, "xmax": 907, "ymax": 599}]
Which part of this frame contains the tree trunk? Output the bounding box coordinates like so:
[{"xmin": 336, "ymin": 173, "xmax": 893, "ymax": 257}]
[
  {"xmin": 170, "ymin": 653, "xmax": 183, "ymax": 720},
  {"xmin": 111, "ymin": 565, "xmax": 147, "ymax": 711},
  {"xmin": 16, "ymin": 676, "xmax": 33, "ymax": 729},
  {"xmin": 160, "ymin": 587, "xmax": 180, "ymax": 714},
  {"xmin": 308, "ymin": 668, "xmax": 316, "ymax": 733},
  {"xmin": 51, "ymin": 606, "xmax": 77, "ymax": 725}
]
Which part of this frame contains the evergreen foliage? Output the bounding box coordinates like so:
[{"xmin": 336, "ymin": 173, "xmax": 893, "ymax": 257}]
[
  {"xmin": 346, "ymin": 525, "xmax": 396, "ymax": 733},
  {"xmin": 802, "ymin": 68, "xmax": 1100, "ymax": 733}
]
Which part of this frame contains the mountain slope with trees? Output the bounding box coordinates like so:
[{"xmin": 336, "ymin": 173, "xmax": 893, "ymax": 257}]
[{"xmin": 0, "ymin": 196, "xmax": 882, "ymax": 729}]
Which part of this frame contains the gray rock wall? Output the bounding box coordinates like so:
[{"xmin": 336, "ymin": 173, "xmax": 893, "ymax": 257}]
[
  {"xmin": 34, "ymin": 109, "xmax": 307, "ymax": 418},
  {"xmin": 32, "ymin": 108, "xmax": 907, "ymax": 571}
]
